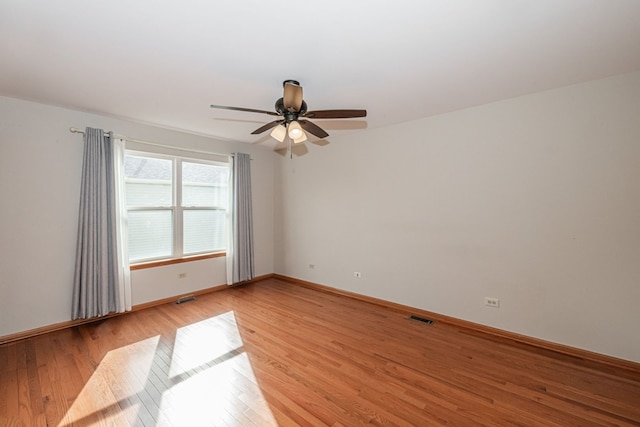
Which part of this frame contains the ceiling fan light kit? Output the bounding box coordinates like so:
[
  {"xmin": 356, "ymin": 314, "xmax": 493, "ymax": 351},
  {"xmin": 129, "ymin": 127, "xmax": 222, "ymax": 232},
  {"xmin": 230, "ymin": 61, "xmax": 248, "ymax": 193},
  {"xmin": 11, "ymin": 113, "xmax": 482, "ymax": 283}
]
[
  {"xmin": 287, "ymin": 121, "xmax": 304, "ymax": 140},
  {"xmin": 293, "ymin": 132, "xmax": 307, "ymax": 144},
  {"xmin": 211, "ymin": 80, "xmax": 367, "ymax": 147},
  {"xmin": 270, "ymin": 123, "xmax": 287, "ymax": 142}
]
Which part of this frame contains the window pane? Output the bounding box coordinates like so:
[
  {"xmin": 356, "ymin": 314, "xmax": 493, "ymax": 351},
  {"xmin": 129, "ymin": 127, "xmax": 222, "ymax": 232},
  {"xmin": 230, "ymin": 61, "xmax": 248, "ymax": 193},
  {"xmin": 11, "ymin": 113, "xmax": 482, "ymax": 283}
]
[
  {"xmin": 183, "ymin": 210, "xmax": 226, "ymax": 254},
  {"xmin": 128, "ymin": 210, "xmax": 173, "ymax": 261},
  {"xmin": 182, "ymin": 162, "xmax": 228, "ymax": 208},
  {"xmin": 125, "ymin": 155, "xmax": 173, "ymax": 207}
]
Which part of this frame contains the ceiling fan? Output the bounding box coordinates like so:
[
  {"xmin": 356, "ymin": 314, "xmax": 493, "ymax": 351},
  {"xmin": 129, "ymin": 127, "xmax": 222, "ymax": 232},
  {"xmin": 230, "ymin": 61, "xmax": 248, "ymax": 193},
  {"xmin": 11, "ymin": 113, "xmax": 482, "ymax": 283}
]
[{"xmin": 210, "ymin": 80, "xmax": 367, "ymax": 144}]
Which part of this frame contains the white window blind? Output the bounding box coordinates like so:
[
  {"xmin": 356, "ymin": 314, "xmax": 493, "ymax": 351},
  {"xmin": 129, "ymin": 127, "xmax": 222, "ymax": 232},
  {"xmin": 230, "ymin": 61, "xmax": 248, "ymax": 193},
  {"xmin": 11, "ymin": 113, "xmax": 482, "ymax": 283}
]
[{"xmin": 124, "ymin": 152, "xmax": 229, "ymax": 263}]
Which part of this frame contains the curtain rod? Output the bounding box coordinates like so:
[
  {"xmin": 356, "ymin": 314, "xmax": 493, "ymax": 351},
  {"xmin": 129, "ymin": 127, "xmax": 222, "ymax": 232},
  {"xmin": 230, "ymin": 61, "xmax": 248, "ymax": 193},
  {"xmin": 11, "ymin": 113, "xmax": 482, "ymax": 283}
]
[{"xmin": 69, "ymin": 127, "xmax": 239, "ymax": 158}]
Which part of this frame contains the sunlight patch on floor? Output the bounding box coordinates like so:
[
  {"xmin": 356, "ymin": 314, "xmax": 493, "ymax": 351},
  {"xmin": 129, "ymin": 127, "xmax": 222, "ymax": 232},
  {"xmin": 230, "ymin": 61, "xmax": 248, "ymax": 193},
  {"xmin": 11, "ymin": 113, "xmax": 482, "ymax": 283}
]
[
  {"xmin": 158, "ymin": 352, "xmax": 277, "ymax": 426},
  {"xmin": 59, "ymin": 335, "xmax": 159, "ymax": 426},
  {"xmin": 59, "ymin": 311, "xmax": 277, "ymax": 425},
  {"xmin": 169, "ymin": 311, "xmax": 243, "ymax": 378}
]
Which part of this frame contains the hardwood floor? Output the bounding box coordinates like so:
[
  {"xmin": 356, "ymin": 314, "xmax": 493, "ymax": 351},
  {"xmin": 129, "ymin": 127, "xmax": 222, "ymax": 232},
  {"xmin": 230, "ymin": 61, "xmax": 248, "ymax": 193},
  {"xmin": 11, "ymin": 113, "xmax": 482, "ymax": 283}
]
[{"xmin": 1, "ymin": 278, "xmax": 639, "ymax": 426}]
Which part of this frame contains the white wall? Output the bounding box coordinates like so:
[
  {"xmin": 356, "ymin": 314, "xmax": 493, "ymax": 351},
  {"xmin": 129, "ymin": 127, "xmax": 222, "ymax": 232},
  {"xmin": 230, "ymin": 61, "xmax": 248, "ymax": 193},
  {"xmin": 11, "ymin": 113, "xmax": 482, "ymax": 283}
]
[
  {"xmin": 274, "ymin": 71, "xmax": 640, "ymax": 363},
  {"xmin": 0, "ymin": 96, "xmax": 275, "ymax": 337}
]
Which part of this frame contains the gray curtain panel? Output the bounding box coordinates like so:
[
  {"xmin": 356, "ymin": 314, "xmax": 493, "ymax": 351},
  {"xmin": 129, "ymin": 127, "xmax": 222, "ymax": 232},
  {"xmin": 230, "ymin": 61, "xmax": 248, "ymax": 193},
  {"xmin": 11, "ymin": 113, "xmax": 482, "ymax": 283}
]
[
  {"xmin": 228, "ymin": 152, "xmax": 255, "ymax": 284},
  {"xmin": 71, "ymin": 127, "xmax": 121, "ymax": 319}
]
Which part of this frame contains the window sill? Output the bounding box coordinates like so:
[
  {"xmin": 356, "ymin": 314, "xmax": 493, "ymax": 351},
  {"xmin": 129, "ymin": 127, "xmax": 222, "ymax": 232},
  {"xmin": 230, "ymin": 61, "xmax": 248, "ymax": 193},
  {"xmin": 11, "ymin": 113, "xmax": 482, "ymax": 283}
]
[{"xmin": 130, "ymin": 252, "xmax": 226, "ymax": 270}]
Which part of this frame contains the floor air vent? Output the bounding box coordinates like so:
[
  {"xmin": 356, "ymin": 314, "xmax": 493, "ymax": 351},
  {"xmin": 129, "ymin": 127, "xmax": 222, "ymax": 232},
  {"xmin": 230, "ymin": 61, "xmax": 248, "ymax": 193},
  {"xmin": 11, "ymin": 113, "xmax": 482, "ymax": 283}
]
[
  {"xmin": 409, "ymin": 315, "xmax": 434, "ymax": 325},
  {"xmin": 176, "ymin": 295, "xmax": 196, "ymax": 305}
]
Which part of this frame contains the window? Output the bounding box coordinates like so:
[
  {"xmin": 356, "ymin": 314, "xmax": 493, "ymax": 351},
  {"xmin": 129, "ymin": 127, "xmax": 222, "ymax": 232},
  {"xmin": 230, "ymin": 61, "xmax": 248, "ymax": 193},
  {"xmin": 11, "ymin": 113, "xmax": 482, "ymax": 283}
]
[{"xmin": 124, "ymin": 152, "xmax": 229, "ymax": 263}]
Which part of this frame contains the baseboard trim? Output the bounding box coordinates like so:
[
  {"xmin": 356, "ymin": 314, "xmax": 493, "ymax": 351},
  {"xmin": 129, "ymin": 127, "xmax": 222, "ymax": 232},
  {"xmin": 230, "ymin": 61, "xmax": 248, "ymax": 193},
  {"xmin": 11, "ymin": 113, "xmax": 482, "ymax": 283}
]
[
  {"xmin": 0, "ymin": 274, "xmax": 274, "ymax": 346},
  {"xmin": 0, "ymin": 313, "xmax": 124, "ymax": 346},
  {"xmin": 131, "ymin": 284, "xmax": 229, "ymax": 312},
  {"xmin": 273, "ymin": 274, "xmax": 640, "ymax": 376}
]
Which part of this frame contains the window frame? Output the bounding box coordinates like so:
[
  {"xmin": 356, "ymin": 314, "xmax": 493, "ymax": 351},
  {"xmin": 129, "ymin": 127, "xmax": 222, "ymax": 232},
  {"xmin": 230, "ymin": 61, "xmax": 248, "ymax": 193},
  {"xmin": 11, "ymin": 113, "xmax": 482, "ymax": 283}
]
[{"xmin": 124, "ymin": 149, "xmax": 229, "ymax": 267}]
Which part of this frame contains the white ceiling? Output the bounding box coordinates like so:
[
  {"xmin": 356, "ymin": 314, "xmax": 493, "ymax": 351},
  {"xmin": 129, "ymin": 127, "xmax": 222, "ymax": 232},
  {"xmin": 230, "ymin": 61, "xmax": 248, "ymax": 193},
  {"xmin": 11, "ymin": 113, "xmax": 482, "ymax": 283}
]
[{"xmin": 2, "ymin": 1, "xmax": 640, "ymax": 145}]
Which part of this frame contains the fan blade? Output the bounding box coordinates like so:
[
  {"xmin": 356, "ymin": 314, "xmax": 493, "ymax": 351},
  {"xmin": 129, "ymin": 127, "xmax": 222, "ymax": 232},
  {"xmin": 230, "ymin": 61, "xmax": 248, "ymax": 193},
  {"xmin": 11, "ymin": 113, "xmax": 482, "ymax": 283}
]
[
  {"xmin": 283, "ymin": 82, "xmax": 303, "ymax": 112},
  {"xmin": 299, "ymin": 119, "xmax": 329, "ymax": 139},
  {"xmin": 304, "ymin": 109, "xmax": 367, "ymax": 119},
  {"xmin": 210, "ymin": 105, "xmax": 279, "ymax": 116},
  {"xmin": 251, "ymin": 120, "xmax": 283, "ymax": 135}
]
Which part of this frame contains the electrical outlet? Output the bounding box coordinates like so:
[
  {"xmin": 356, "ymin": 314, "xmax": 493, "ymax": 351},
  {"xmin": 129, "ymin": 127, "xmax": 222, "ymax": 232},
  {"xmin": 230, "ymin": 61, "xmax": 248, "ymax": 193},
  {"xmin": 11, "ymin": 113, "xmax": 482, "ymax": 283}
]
[
  {"xmin": 484, "ymin": 297, "xmax": 500, "ymax": 308},
  {"xmin": 178, "ymin": 273, "xmax": 187, "ymax": 279},
  {"xmin": 353, "ymin": 272, "xmax": 362, "ymax": 278}
]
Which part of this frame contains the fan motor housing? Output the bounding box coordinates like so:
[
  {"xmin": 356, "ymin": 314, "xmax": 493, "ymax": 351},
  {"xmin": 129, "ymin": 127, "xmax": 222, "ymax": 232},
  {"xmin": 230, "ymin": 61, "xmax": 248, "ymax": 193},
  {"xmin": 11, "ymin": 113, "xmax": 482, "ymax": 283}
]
[{"xmin": 275, "ymin": 98, "xmax": 307, "ymax": 120}]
